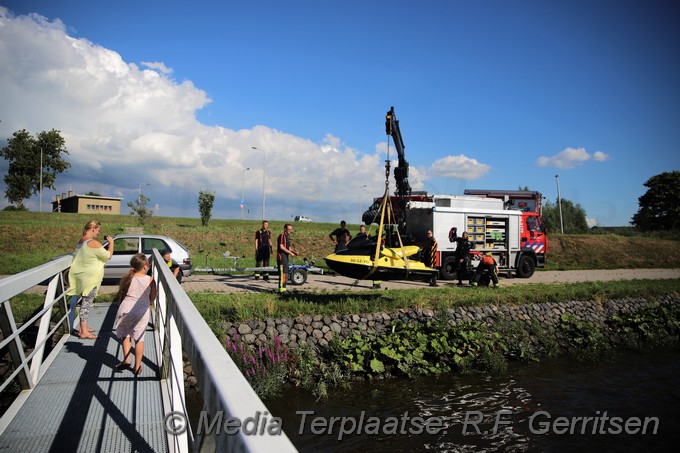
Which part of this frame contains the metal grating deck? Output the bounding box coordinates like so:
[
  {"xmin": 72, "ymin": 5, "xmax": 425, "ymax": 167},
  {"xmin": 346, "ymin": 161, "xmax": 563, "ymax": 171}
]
[{"xmin": 0, "ymin": 303, "xmax": 168, "ymax": 452}]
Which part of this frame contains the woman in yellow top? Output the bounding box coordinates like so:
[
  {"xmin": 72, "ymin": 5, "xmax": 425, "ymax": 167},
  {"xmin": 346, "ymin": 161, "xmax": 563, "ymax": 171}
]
[{"xmin": 67, "ymin": 220, "xmax": 114, "ymax": 339}]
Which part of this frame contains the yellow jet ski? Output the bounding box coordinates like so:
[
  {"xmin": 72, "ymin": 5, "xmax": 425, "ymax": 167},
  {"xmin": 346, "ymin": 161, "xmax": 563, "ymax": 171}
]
[
  {"xmin": 324, "ymin": 191, "xmax": 438, "ymax": 282},
  {"xmin": 324, "ymin": 237, "xmax": 438, "ymax": 281}
]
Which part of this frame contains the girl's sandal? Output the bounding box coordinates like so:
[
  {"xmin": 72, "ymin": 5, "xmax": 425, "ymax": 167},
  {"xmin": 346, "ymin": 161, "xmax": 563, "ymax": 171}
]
[
  {"xmin": 133, "ymin": 366, "xmax": 143, "ymax": 376},
  {"xmin": 115, "ymin": 362, "xmax": 131, "ymax": 371}
]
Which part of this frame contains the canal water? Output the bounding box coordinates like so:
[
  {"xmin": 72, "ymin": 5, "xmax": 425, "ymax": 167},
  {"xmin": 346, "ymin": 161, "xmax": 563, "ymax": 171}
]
[{"xmin": 265, "ymin": 348, "xmax": 680, "ymax": 451}]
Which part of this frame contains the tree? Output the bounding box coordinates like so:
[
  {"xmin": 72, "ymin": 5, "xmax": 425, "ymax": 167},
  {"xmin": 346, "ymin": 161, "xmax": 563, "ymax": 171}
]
[
  {"xmin": 198, "ymin": 190, "xmax": 216, "ymax": 227},
  {"xmin": 128, "ymin": 194, "xmax": 153, "ymax": 225},
  {"xmin": 0, "ymin": 129, "xmax": 70, "ymax": 209},
  {"xmin": 542, "ymin": 198, "xmax": 589, "ymax": 234},
  {"xmin": 632, "ymin": 171, "xmax": 680, "ymax": 231}
]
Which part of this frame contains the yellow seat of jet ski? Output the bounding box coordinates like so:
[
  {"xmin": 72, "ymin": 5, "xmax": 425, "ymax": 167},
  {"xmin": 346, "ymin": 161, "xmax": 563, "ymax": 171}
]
[{"xmin": 380, "ymin": 245, "xmax": 419, "ymax": 259}]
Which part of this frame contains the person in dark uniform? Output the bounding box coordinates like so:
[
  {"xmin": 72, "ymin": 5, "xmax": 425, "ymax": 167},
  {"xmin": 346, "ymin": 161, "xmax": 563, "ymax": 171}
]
[
  {"xmin": 277, "ymin": 223, "xmax": 297, "ymax": 293},
  {"xmin": 449, "ymin": 227, "xmax": 472, "ymax": 286},
  {"xmin": 329, "ymin": 220, "xmax": 352, "ymax": 252},
  {"xmin": 423, "ymin": 230, "xmax": 439, "ymax": 287},
  {"xmin": 254, "ymin": 220, "xmax": 273, "ymax": 281}
]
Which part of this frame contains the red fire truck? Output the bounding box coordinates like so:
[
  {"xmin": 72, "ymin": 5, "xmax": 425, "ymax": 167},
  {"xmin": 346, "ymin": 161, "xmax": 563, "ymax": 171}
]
[{"xmin": 404, "ymin": 194, "xmax": 547, "ymax": 279}]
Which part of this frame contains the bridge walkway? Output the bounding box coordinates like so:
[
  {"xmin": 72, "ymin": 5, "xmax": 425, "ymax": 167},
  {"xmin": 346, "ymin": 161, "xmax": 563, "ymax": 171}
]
[{"xmin": 0, "ymin": 303, "xmax": 167, "ymax": 452}]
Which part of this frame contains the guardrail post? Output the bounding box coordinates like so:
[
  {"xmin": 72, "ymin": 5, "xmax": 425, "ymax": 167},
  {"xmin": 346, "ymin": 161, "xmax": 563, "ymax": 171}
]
[{"xmin": 28, "ymin": 276, "xmax": 64, "ymax": 386}]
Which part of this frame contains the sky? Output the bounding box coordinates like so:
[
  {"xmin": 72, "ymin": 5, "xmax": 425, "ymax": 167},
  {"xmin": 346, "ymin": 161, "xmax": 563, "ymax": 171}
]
[{"xmin": 1, "ymin": 0, "xmax": 679, "ymax": 226}]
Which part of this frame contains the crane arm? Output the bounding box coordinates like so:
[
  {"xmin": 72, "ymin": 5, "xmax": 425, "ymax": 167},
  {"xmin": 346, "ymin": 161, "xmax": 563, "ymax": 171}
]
[{"xmin": 385, "ymin": 106, "xmax": 411, "ymax": 201}]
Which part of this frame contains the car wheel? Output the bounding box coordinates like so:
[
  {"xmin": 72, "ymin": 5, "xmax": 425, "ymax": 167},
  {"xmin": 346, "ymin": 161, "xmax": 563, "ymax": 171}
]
[{"xmin": 290, "ymin": 268, "xmax": 307, "ymax": 285}]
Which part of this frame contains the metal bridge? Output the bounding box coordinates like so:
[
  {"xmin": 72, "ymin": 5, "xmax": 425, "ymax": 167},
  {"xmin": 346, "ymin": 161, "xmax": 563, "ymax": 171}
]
[{"xmin": 0, "ymin": 250, "xmax": 296, "ymax": 452}]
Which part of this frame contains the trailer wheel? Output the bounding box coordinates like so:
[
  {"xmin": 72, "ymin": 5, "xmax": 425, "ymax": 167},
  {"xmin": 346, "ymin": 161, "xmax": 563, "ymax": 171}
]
[
  {"xmin": 440, "ymin": 256, "xmax": 458, "ymax": 280},
  {"xmin": 516, "ymin": 255, "xmax": 535, "ymax": 278},
  {"xmin": 290, "ymin": 268, "xmax": 308, "ymax": 285}
]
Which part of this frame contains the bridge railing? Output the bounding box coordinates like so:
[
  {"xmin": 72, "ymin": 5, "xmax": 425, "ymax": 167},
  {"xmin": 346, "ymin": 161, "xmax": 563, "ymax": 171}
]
[
  {"xmin": 149, "ymin": 249, "xmax": 297, "ymax": 452},
  {"xmin": 0, "ymin": 256, "xmax": 73, "ymax": 398},
  {"xmin": 0, "ymin": 253, "xmax": 297, "ymax": 452}
]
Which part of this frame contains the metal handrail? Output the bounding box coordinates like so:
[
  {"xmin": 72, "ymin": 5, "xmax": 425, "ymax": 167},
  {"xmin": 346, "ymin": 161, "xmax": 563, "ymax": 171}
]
[
  {"xmin": 0, "ymin": 253, "xmax": 297, "ymax": 452},
  {"xmin": 0, "ymin": 255, "xmax": 73, "ymax": 394},
  {"xmin": 150, "ymin": 249, "xmax": 297, "ymax": 452}
]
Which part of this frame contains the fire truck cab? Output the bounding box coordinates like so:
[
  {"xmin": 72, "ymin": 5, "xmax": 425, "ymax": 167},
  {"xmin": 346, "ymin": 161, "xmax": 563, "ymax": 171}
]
[{"xmin": 404, "ymin": 195, "xmax": 547, "ymax": 279}]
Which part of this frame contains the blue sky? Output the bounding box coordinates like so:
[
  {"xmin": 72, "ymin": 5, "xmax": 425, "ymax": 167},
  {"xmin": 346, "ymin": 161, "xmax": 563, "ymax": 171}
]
[{"xmin": 1, "ymin": 0, "xmax": 678, "ymax": 226}]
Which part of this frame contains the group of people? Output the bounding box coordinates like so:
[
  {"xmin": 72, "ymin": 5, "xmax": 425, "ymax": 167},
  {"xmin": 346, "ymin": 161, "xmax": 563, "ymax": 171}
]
[
  {"xmin": 67, "ymin": 220, "xmax": 177, "ymax": 376},
  {"xmin": 449, "ymin": 227, "xmax": 499, "ymax": 288},
  {"xmin": 323, "ymin": 220, "xmax": 498, "ymax": 288},
  {"xmin": 252, "ymin": 220, "xmax": 298, "ymax": 292}
]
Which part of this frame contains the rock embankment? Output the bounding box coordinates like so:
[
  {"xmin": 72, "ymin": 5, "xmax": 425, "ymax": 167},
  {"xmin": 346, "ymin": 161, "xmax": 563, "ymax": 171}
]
[
  {"xmin": 224, "ymin": 296, "xmax": 671, "ymax": 350},
  {"xmin": 182, "ymin": 296, "xmax": 677, "ymax": 389}
]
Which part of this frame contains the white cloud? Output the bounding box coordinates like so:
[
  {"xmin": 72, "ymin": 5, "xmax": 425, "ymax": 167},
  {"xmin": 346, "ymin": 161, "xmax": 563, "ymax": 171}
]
[
  {"xmin": 0, "ymin": 10, "xmax": 388, "ymax": 221},
  {"xmin": 536, "ymin": 147, "xmax": 610, "ymax": 169},
  {"xmin": 593, "ymin": 150, "xmax": 610, "ymax": 162},
  {"xmin": 142, "ymin": 61, "xmax": 173, "ymax": 75},
  {"xmin": 428, "ymin": 155, "xmax": 492, "ymax": 180}
]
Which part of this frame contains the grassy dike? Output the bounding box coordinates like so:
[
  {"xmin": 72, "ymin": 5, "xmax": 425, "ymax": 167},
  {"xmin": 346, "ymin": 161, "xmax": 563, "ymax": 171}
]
[
  {"xmin": 3, "ymin": 211, "xmax": 680, "ymax": 399},
  {"xmin": 2, "ymin": 210, "xmax": 680, "ymax": 274}
]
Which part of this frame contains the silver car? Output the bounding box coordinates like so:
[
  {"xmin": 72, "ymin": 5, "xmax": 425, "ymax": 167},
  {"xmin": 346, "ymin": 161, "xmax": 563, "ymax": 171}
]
[{"xmin": 102, "ymin": 234, "xmax": 192, "ymax": 280}]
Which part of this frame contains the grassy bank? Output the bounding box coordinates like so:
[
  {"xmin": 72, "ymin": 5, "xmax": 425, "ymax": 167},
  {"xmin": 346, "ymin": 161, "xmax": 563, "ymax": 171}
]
[
  {"xmin": 0, "ymin": 211, "xmax": 339, "ymax": 274},
  {"xmin": 2, "ymin": 211, "xmax": 680, "ymax": 274}
]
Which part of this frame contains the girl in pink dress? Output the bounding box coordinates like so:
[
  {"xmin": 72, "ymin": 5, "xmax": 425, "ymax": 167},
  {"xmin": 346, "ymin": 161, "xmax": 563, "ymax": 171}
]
[{"xmin": 114, "ymin": 253, "xmax": 157, "ymax": 375}]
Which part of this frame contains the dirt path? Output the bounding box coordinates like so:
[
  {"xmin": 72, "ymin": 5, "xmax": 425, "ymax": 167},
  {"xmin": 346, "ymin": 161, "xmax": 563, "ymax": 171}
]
[
  {"xmin": 111, "ymin": 268, "xmax": 680, "ymax": 294},
  {"xmin": 13, "ymin": 268, "xmax": 680, "ymax": 295}
]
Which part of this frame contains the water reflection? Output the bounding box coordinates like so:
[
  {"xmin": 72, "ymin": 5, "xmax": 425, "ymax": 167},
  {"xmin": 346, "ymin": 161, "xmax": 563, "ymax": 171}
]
[{"xmin": 265, "ymin": 348, "xmax": 680, "ymax": 451}]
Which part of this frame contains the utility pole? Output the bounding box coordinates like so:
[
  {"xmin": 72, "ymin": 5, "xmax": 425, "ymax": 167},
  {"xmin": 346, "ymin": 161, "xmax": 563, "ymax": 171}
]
[{"xmin": 39, "ymin": 147, "xmax": 43, "ymax": 213}]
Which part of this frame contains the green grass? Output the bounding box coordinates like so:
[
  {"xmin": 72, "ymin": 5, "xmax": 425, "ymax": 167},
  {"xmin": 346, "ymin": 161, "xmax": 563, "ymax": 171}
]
[
  {"xmin": 186, "ymin": 278, "xmax": 680, "ymax": 327},
  {"xmin": 2, "ymin": 211, "xmax": 680, "ymax": 274},
  {"xmin": 0, "ymin": 211, "xmax": 342, "ymax": 274}
]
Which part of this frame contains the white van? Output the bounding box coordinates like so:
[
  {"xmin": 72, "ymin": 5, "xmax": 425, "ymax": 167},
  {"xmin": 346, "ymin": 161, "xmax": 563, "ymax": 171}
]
[{"xmin": 294, "ymin": 215, "xmax": 312, "ymax": 222}]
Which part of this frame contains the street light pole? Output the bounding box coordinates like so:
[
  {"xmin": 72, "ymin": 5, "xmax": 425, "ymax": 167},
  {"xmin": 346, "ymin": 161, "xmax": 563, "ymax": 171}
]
[
  {"xmin": 358, "ymin": 184, "xmax": 367, "ymax": 218},
  {"xmin": 139, "ymin": 182, "xmax": 150, "ymax": 204},
  {"xmin": 241, "ymin": 167, "xmax": 250, "ymax": 220},
  {"xmin": 251, "ymin": 147, "xmax": 266, "ymax": 220},
  {"xmin": 555, "ymin": 175, "xmax": 564, "ymax": 234}
]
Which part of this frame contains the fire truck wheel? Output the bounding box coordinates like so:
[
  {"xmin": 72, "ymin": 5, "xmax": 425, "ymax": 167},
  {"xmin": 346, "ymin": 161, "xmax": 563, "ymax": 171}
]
[
  {"xmin": 440, "ymin": 256, "xmax": 458, "ymax": 280},
  {"xmin": 290, "ymin": 268, "xmax": 308, "ymax": 285},
  {"xmin": 516, "ymin": 255, "xmax": 535, "ymax": 278}
]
